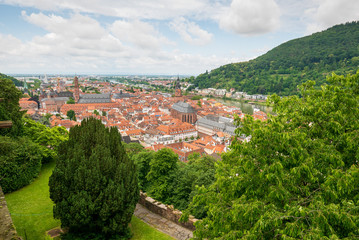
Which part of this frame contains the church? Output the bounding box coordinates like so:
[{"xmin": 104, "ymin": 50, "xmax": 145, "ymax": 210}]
[
  {"xmin": 73, "ymin": 76, "xmax": 112, "ymax": 104},
  {"xmin": 170, "ymin": 77, "xmax": 197, "ymax": 124}
]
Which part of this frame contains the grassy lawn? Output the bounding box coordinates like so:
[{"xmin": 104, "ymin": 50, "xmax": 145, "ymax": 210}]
[
  {"xmin": 5, "ymin": 161, "xmax": 59, "ymax": 240},
  {"xmin": 5, "ymin": 162, "xmax": 174, "ymax": 240}
]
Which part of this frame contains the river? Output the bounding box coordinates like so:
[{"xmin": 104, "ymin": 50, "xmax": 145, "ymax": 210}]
[{"xmin": 217, "ymin": 99, "xmax": 273, "ymax": 115}]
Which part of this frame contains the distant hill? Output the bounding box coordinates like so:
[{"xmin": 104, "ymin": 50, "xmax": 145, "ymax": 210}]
[
  {"xmin": 0, "ymin": 73, "xmax": 22, "ymax": 87},
  {"xmin": 189, "ymin": 21, "xmax": 359, "ymax": 95}
]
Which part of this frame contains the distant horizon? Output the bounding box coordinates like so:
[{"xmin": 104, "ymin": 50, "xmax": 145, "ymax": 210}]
[{"xmin": 8, "ymin": 73, "xmax": 192, "ymax": 78}]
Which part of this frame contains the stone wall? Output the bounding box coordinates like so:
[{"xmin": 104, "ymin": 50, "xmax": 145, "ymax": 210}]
[
  {"xmin": 0, "ymin": 186, "xmax": 21, "ymax": 240},
  {"xmin": 138, "ymin": 192, "xmax": 197, "ymax": 231}
]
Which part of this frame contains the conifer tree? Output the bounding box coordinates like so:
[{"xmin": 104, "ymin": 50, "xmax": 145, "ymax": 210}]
[{"xmin": 49, "ymin": 117, "xmax": 139, "ymax": 238}]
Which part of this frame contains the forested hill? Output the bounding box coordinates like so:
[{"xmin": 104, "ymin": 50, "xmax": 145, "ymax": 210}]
[
  {"xmin": 0, "ymin": 73, "xmax": 22, "ymax": 87},
  {"xmin": 189, "ymin": 21, "xmax": 359, "ymax": 96}
]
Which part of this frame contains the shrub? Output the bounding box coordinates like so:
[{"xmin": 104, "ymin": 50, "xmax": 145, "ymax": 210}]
[{"xmin": 0, "ymin": 136, "xmax": 42, "ymax": 193}]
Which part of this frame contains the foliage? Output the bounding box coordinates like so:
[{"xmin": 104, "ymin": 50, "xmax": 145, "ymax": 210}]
[
  {"xmin": 102, "ymin": 111, "xmax": 107, "ymax": 116},
  {"xmin": 191, "ymin": 95, "xmax": 202, "ymax": 100},
  {"xmin": 0, "ymin": 136, "xmax": 42, "ymax": 193},
  {"xmin": 40, "ymin": 113, "xmax": 52, "ymax": 126},
  {"xmin": 132, "ymin": 151, "xmax": 154, "ymax": 191},
  {"xmin": 0, "ymin": 76, "xmax": 25, "ymax": 136},
  {"xmin": 146, "ymin": 148, "xmax": 178, "ymax": 202},
  {"xmin": 66, "ymin": 110, "xmax": 76, "ymax": 121},
  {"xmin": 123, "ymin": 142, "xmax": 145, "ymax": 159},
  {"xmin": 189, "ymin": 21, "xmax": 359, "ymax": 95},
  {"xmin": 93, "ymin": 109, "xmax": 100, "ymax": 115},
  {"xmin": 49, "ymin": 118, "xmax": 139, "ymax": 238},
  {"xmin": 23, "ymin": 117, "xmax": 68, "ymax": 163},
  {"xmin": 133, "ymin": 149, "xmax": 216, "ymax": 214},
  {"xmin": 0, "ymin": 73, "xmax": 23, "ymax": 86},
  {"xmin": 188, "ymin": 73, "xmax": 359, "ymax": 239},
  {"xmin": 66, "ymin": 97, "xmax": 75, "ymax": 104}
]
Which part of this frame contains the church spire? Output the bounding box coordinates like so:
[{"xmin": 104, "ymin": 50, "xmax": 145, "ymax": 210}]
[{"xmin": 174, "ymin": 76, "xmax": 182, "ymax": 97}]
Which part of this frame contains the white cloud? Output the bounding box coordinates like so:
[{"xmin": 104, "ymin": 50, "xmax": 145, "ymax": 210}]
[
  {"xmin": 0, "ymin": 10, "xmax": 233, "ymax": 75},
  {"xmin": 110, "ymin": 20, "xmax": 173, "ymax": 50},
  {"xmin": 305, "ymin": 0, "xmax": 359, "ymax": 34},
  {"xmin": 2, "ymin": 0, "xmax": 210, "ymax": 20},
  {"xmin": 169, "ymin": 17, "xmax": 213, "ymax": 45},
  {"xmin": 218, "ymin": 0, "xmax": 280, "ymax": 35},
  {"xmin": 22, "ymin": 11, "xmax": 106, "ymax": 39}
]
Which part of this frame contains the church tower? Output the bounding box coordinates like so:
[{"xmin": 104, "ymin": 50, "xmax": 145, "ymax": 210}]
[
  {"xmin": 57, "ymin": 77, "xmax": 60, "ymax": 93},
  {"xmin": 174, "ymin": 77, "xmax": 182, "ymax": 97},
  {"xmin": 74, "ymin": 76, "xmax": 80, "ymax": 103}
]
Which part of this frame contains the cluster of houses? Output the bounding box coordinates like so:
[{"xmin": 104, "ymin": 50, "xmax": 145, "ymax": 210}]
[{"xmin": 18, "ymin": 76, "xmax": 268, "ymax": 161}]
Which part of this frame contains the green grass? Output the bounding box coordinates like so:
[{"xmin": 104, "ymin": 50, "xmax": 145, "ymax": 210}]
[
  {"xmin": 5, "ymin": 161, "xmax": 59, "ymax": 240},
  {"xmin": 130, "ymin": 216, "xmax": 174, "ymax": 240},
  {"xmin": 5, "ymin": 162, "xmax": 174, "ymax": 240}
]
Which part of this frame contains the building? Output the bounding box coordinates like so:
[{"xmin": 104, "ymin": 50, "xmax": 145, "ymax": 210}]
[
  {"xmin": 170, "ymin": 101, "xmax": 197, "ymax": 124},
  {"xmin": 78, "ymin": 93, "xmax": 112, "ymax": 104},
  {"xmin": 196, "ymin": 114, "xmax": 236, "ymax": 136}
]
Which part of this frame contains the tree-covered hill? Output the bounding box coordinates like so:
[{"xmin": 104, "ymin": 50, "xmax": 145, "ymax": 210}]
[
  {"xmin": 0, "ymin": 73, "xmax": 22, "ymax": 87},
  {"xmin": 190, "ymin": 21, "xmax": 359, "ymax": 95}
]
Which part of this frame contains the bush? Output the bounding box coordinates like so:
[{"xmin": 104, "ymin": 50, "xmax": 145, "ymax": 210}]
[{"xmin": 0, "ymin": 136, "xmax": 42, "ymax": 193}]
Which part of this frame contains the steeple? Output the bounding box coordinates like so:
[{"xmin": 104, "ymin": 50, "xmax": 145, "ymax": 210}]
[
  {"xmin": 23, "ymin": 80, "xmax": 28, "ymax": 94},
  {"xmin": 74, "ymin": 76, "xmax": 80, "ymax": 103},
  {"xmin": 174, "ymin": 76, "xmax": 182, "ymax": 97}
]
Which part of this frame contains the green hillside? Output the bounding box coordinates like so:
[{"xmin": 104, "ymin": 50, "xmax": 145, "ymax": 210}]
[
  {"xmin": 0, "ymin": 73, "xmax": 22, "ymax": 87},
  {"xmin": 190, "ymin": 21, "xmax": 359, "ymax": 95}
]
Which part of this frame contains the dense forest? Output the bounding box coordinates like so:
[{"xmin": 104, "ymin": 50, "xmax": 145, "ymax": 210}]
[{"xmin": 189, "ymin": 21, "xmax": 359, "ymax": 95}]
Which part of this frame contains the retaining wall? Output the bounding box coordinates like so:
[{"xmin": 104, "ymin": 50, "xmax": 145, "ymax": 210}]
[
  {"xmin": 138, "ymin": 192, "xmax": 197, "ymax": 231},
  {"xmin": 0, "ymin": 186, "xmax": 21, "ymax": 240}
]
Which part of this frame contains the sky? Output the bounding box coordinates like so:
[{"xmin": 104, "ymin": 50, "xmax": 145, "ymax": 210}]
[{"xmin": 0, "ymin": 0, "xmax": 358, "ymax": 76}]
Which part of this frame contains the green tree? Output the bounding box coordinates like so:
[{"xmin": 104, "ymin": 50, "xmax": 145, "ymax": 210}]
[
  {"xmin": 123, "ymin": 142, "xmax": 145, "ymax": 159},
  {"xmin": 40, "ymin": 113, "xmax": 52, "ymax": 126},
  {"xmin": 23, "ymin": 117, "xmax": 68, "ymax": 163},
  {"xmin": 102, "ymin": 111, "xmax": 107, "ymax": 117},
  {"xmin": 187, "ymin": 73, "xmax": 359, "ymax": 239},
  {"xmin": 132, "ymin": 151, "xmax": 154, "ymax": 191},
  {"xmin": 0, "ymin": 76, "xmax": 25, "ymax": 136},
  {"xmin": 66, "ymin": 110, "xmax": 76, "ymax": 121},
  {"xmin": 0, "ymin": 136, "xmax": 42, "ymax": 193},
  {"xmin": 93, "ymin": 109, "xmax": 100, "ymax": 116},
  {"xmin": 146, "ymin": 148, "xmax": 178, "ymax": 202},
  {"xmin": 197, "ymin": 100, "xmax": 202, "ymax": 107},
  {"xmin": 49, "ymin": 118, "xmax": 139, "ymax": 238},
  {"xmin": 66, "ymin": 97, "xmax": 75, "ymax": 104}
]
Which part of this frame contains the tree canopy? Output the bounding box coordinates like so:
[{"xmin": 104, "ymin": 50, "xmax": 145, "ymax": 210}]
[
  {"xmin": 66, "ymin": 110, "xmax": 76, "ymax": 121},
  {"xmin": 23, "ymin": 117, "xmax": 68, "ymax": 163},
  {"xmin": 49, "ymin": 117, "xmax": 139, "ymax": 238},
  {"xmin": 0, "ymin": 76, "xmax": 25, "ymax": 136},
  {"xmin": 187, "ymin": 72, "xmax": 359, "ymax": 239}
]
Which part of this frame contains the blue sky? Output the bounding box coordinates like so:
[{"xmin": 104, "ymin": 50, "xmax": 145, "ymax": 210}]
[{"xmin": 0, "ymin": 0, "xmax": 358, "ymax": 75}]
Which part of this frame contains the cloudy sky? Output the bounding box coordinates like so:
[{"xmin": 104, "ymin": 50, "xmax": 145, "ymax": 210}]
[{"xmin": 0, "ymin": 0, "xmax": 358, "ymax": 75}]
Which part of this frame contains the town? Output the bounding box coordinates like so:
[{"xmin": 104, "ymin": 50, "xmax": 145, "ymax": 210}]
[{"xmin": 17, "ymin": 75, "xmax": 268, "ymax": 161}]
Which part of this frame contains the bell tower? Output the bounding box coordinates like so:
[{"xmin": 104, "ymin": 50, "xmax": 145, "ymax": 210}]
[
  {"xmin": 174, "ymin": 77, "xmax": 182, "ymax": 97},
  {"xmin": 74, "ymin": 76, "xmax": 80, "ymax": 103}
]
